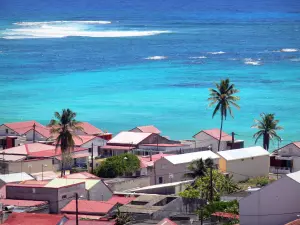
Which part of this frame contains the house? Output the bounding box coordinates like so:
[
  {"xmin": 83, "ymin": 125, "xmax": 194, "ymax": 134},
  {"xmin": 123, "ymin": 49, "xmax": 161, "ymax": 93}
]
[
  {"xmin": 0, "ymin": 172, "xmax": 34, "ymax": 187},
  {"xmin": 76, "ymin": 122, "xmax": 112, "ymax": 140},
  {"xmin": 2, "ymin": 213, "xmax": 67, "ymax": 225},
  {"xmin": 130, "ymin": 125, "xmax": 161, "ymax": 134},
  {"xmin": 30, "ymin": 171, "xmax": 59, "ymax": 181},
  {"xmin": 270, "ymin": 142, "xmax": 300, "ymax": 174},
  {"xmin": 101, "ymin": 132, "xmax": 180, "ymax": 157},
  {"xmin": 138, "ymin": 143, "xmax": 190, "ymax": 155},
  {"xmin": 6, "ymin": 182, "xmax": 86, "ymax": 213},
  {"xmin": 45, "ymin": 178, "xmax": 113, "ymax": 201},
  {"xmin": 138, "ymin": 153, "xmax": 173, "ymax": 176},
  {"xmin": 73, "ymin": 135, "xmax": 107, "ymax": 158},
  {"xmin": 104, "ymin": 176, "xmax": 150, "ymax": 192},
  {"xmin": 193, "ymin": 128, "xmax": 244, "ymax": 152},
  {"xmin": 151, "ymin": 151, "xmax": 220, "ymax": 185},
  {"xmin": 0, "ymin": 121, "xmax": 51, "ymax": 143},
  {"xmin": 61, "ymin": 199, "xmax": 117, "ymax": 216},
  {"xmin": 239, "ymin": 170, "xmax": 300, "ymax": 225},
  {"xmin": 217, "ymin": 146, "xmax": 270, "ymax": 182},
  {"xmin": 63, "ymin": 172, "xmax": 99, "ymax": 179}
]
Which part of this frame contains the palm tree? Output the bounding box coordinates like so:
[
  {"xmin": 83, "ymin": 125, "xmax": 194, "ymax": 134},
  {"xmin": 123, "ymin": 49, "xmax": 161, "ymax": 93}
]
[
  {"xmin": 48, "ymin": 109, "xmax": 83, "ymax": 177},
  {"xmin": 184, "ymin": 158, "xmax": 214, "ymax": 179},
  {"xmin": 252, "ymin": 113, "xmax": 283, "ymax": 151},
  {"xmin": 208, "ymin": 79, "xmax": 240, "ymax": 151}
]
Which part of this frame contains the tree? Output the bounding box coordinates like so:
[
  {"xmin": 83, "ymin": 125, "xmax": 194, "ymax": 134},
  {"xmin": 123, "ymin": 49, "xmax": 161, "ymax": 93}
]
[
  {"xmin": 115, "ymin": 207, "xmax": 132, "ymax": 225},
  {"xmin": 94, "ymin": 153, "xmax": 140, "ymax": 178},
  {"xmin": 208, "ymin": 79, "xmax": 240, "ymax": 151},
  {"xmin": 184, "ymin": 158, "xmax": 214, "ymax": 179},
  {"xmin": 252, "ymin": 113, "xmax": 283, "ymax": 151},
  {"xmin": 48, "ymin": 109, "xmax": 83, "ymax": 177}
]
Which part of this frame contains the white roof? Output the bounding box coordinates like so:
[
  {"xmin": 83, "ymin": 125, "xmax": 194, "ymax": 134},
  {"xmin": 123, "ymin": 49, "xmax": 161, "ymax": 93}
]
[
  {"xmin": 287, "ymin": 170, "xmax": 300, "ymax": 183},
  {"xmin": 217, "ymin": 146, "xmax": 269, "ymax": 161},
  {"xmin": 0, "ymin": 172, "xmax": 34, "ymax": 183},
  {"xmin": 164, "ymin": 150, "xmax": 219, "ymax": 165},
  {"xmin": 130, "ymin": 180, "xmax": 193, "ymax": 191},
  {"xmin": 108, "ymin": 131, "xmax": 152, "ymax": 145}
]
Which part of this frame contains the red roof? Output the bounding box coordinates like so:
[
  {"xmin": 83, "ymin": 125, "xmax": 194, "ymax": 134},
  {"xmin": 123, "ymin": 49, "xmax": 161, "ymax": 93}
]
[
  {"xmin": 73, "ymin": 135, "xmax": 98, "ymax": 146},
  {"xmin": 64, "ymin": 220, "xmax": 116, "ymax": 225},
  {"xmin": 157, "ymin": 218, "xmax": 177, "ymax": 225},
  {"xmin": 20, "ymin": 180, "xmax": 49, "ymax": 185},
  {"xmin": 194, "ymin": 128, "xmax": 232, "ymax": 141},
  {"xmin": 79, "ymin": 122, "xmax": 104, "ymax": 135},
  {"xmin": 212, "ymin": 212, "xmax": 239, "ymax": 219},
  {"xmin": 29, "ymin": 147, "xmax": 87, "ymax": 158},
  {"xmin": 64, "ymin": 214, "xmax": 103, "ymax": 220},
  {"xmin": 106, "ymin": 195, "xmax": 136, "ymax": 205},
  {"xmin": 293, "ymin": 142, "xmax": 300, "ymax": 149},
  {"xmin": 141, "ymin": 144, "xmax": 186, "ymax": 147},
  {"xmin": 0, "ymin": 185, "xmax": 6, "ymax": 198},
  {"xmin": 139, "ymin": 153, "xmax": 174, "ymax": 168},
  {"xmin": 3, "ymin": 213, "xmax": 64, "ymax": 225},
  {"xmin": 101, "ymin": 145, "xmax": 135, "ymax": 150},
  {"xmin": 64, "ymin": 172, "xmax": 99, "ymax": 179},
  {"xmin": 3, "ymin": 121, "xmax": 51, "ymax": 138},
  {"xmin": 1, "ymin": 143, "xmax": 56, "ymax": 155},
  {"xmin": 61, "ymin": 200, "xmax": 116, "ymax": 215},
  {"xmin": 133, "ymin": 125, "xmax": 161, "ymax": 134},
  {"xmin": 0, "ymin": 199, "xmax": 47, "ymax": 207},
  {"xmin": 286, "ymin": 219, "xmax": 300, "ymax": 225}
]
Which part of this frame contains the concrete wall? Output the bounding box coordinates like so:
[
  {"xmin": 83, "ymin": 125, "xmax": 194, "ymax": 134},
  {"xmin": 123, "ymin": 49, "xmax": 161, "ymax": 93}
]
[
  {"xmin": 25, "ymin": 130, "xmax": 47, "ymax": 142},
  {"xmin": 81, "ymin": 137, "xmax": 107, "ymax": 157},
  {"xmin": 88, "ymin": 180, "xmax": 112, "ymax": 201},
  {"xmin": 6, "ymin": 183, "xmax": 86, "ymax": 213},
  {"xmin": 105, "ymin": 176, "xmax": 150, "ymax": 192},
  {"xmin": 224, "ymin": 155, "xmax": 270, "ymax": 182},
  {"xmin": 8, "ymin": 158, "xmax": 54, "ymax": 174},
  {"xmin": 240, "ymin": 176, "xmax": 300, "ymax": 225},
  {"xmin": 293, "ymin": 157, "xmax": 300, "ymax": 172},
  {"xmin": 194, "ymin": 132, "xmax": 228, "ymax": 152},
  {"xmin": 278, "ymin": 143, "xmax": 300, "ymax": 157}
]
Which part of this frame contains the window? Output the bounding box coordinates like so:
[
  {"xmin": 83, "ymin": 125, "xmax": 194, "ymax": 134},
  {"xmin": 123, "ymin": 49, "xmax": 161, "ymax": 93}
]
[
  {"xmin": 5, "ymin": 129, "xmax": 8, "ymax": 134},
  {"xmin": 62, "ymin": 195, "xmax": 67, "ymax": 199},
  {"xmin": 158, "ymin": 177, "xmax": 163, "ymax": 184},
  {"xmin": 88, "ymin": 148, "xmax": 92, "ymax": 153}
]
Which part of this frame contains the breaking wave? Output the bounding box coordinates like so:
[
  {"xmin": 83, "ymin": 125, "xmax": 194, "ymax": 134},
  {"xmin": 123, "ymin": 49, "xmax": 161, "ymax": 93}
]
[
  {"xmin": 145, "ymin": 56, "xmax": 167, "ymax": 60},
  {"xmin": 13, "ymin": 20, "xmax": 112, "ymax": 26},
  {"xmin": 208, "ymin": 51, "xmax": 225, "ymax": 55},
  {"xmin": 244, "ymin": 58, "xmax": 262, "ymax": 66},
  {"xmin": 290, "ymin": 58, "xmax": 300, "ymax": 62},
  {"xmin": 280, "ymin": 48, "xmax": 298, "ymax": 52},
  {"xmin": 189, "ymin": 56, "xmax": 207, "ymax": 59}
]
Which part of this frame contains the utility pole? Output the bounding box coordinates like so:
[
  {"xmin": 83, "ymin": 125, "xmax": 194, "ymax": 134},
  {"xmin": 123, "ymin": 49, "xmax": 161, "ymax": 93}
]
[
  {"xmin": 231, "ymin": 132, "xmax": 235, "ymax": 149},
  {"xmin": 91, "ymin": 143, "xmax": 94, "ymax": 173},
  {"xmin": 210, "ymin": 166, "xmax": 213, "ymax": 202},
  {"xmin": 33, "ymin": 123, "xmax": 36, "ymax": 143},
  {"xmin": 75, "ymin": 193, "xmax": 79, "ymax": 225}
]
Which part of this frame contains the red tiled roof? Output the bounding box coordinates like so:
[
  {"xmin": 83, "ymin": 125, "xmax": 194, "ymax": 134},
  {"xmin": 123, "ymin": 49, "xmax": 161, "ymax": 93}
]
[
  {"xmin": 134, "ymin": 125, "xmax": 161, "ymax": 134},
  {"xmin": 139, "ymin": 153, "xmax": 174, "ymax": 168},
  {"xmin": 101, "ymin": 145, "xmax": 135, "ymax": 150},
  {"xmin": 73, "ymin": 135, "xmax": 97, "ymax": 146},
  {"xmin": 0, "ymin": 199, "xmax": 47, "ymax": 207},
  {"xmin": 3, "ymin": 121, "xmax": 42, "ymax": 135},
  {"xmin": 64, "ymin": 172, "xmax": 99, "ymax": 179},
  {"xmin": 3, "ymin": 212, "xmax": 64, "ymax": 225},
  {"xmin": 157, "ymin": 218, "xmax": 177, "ymax": 225},
  {"xmin": 286, "ymin": 219, "xmax": 300, "ymax": 225},
  {"xmin": 79, "ymin": 122, "xmax": 104, "ymax": 135},
  {"xmin": 1, "ymin": 143, "xmax": 56, "ymax": 155},
  {"xmin": 194, "ymin": 128, "xmax": 232, "ymax": 141},
  {"xmin": 25, "ymin": 126, "xmax": 51, "ymax": 138},
  {"xmin": 29, "ymin": 147, "xmax": 87, "ymax": 157},
  {"xmin": 61, "ymin": 200, "xmax": 116, "ymax": 215},
  {"xmin": 212, "ymin": 212, "xmax": 239, "ymax": 219},
  {"xmin": 141, "ymin": 144, "xmax": 186, "ymax": 147},
  {"xmin": 106, "ymin": 195, "xmax": 136, "ymax": 205}
]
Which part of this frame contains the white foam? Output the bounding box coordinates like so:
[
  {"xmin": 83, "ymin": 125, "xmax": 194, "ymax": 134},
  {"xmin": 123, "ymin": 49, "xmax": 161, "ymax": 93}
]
[
  {"xmin": 145, "ymin": 56, "xmax": 167, "ymax": 60},
  {"xmin": 280, "ymin": 48, "xmax": 298, "ymax": 52},
  {"xmin": 13, "ymin": 20, "xmax": 112, "ymax": 26},
  {"xmin": 189, "ymin": 56, "xmax": 207, "ymax": 59},
  {"xmin": 290, "ymin": 58, "xmax": 300, "ymax": 62},
  {"xmin": 244, "ymin": 58, "xmax": 261, "ymax": 66},
  {"xmin": 208, "ymin": 51, "xmax": 225, "ymax": 55}
]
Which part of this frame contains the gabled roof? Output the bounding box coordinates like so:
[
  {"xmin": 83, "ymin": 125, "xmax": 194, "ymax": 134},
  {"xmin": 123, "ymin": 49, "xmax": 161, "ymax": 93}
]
[
  {"xmin": 139, "ymin": 153, "xmax": 174, "ymax": 168},
  {"xmin": 106, "ymin": 195, "xmax": 136, "ymax": 205},
  {"xmin": 131, "ymin": 125, "xmax": 161, "ymax": 134},
  {"xmin": 164, "ymin": 150, "xmax": 219, "ymax": 165},
  {"xmin": 193, "ymin": 128, "xmax": 232, "ymax": 141},
  {"xmin": 45, "ymin": 178, "xmax": 101, "ymax": 190},
  {"xmin": 108, "ymin": 131, "xmax": 153, "ymax": 145},
  {"xmin": 64, "ymin": 172, "xmax": 99, "ymax": 179},
  {"xmin": 294, "ymin": 142, "xmax": 300, "ymax": 149},
  {"xmin": 3, "ymin": 121, "xmax": 51, "ymax": 137},
  {"xmin": 0, "ymin": 143, "xmax": 56, "ymax": 155},
  {"xmin": 157, "ymin": 218, "xmax": 178, "ymax": 225},
  {"xmin": 0, "ymin": 172, "xmax": 34, "ymax": 183},
  {"xmin": 79, "ymin": 122, "xmax": 104, "ymax": 135},
  {"xmin": 217, "ymin": 146, "xmax": 269, "ymax": 161},
  {"xmin": 28, "ymin": 147, "xmax": 87, "ymax": 158},
  {"xmin": 61, "ymin": 200, "xmax": 116, "ymax": 215},
  {"xmin": 3, "ymin": 212, "xmax": 64, "ymax": 225},
  {"xmin": 73, "ymin": 135, "xmax": 98, "ymax": 146}
]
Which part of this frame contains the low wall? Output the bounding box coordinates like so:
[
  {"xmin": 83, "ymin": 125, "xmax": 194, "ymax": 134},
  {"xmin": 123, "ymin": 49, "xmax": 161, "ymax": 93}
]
[{"xmin": 104, "ymin": 176, "xmax": 150, "ymax": 192}]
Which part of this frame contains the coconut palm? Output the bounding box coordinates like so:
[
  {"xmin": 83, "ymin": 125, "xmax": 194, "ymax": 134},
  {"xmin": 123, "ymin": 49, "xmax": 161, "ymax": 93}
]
[
  {"xmin": 252, "ymin": 113, "xmax": 283, "ymax": 151},
  {"xmin": 208, "ymin": 79, "xmax": 240, "ymax": 151},
  {"xmin": 184, "ymin": 158, "xmax": 214, "ymax": 179},
  {"xmin": 48, "ymin": 109, "xmax": 83, "ymax": 176}
]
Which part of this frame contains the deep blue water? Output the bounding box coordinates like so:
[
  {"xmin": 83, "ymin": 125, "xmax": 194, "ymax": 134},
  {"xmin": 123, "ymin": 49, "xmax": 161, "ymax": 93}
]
[{"xmin": 0, "ymin": 0, "xmax": 300, "ymax": 149}]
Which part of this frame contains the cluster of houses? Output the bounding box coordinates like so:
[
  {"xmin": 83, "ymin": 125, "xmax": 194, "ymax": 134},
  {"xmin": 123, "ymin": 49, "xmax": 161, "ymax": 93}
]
[{"xmin": 0, "ymin": 120, "xmax": 300, "ymax": 224}]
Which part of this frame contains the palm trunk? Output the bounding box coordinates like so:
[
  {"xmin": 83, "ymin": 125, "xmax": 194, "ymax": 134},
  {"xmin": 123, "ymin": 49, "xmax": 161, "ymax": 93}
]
[
  {"xmin": 263, "ymin": 133, "xmax": 270, "ymax": 151},
  {"xmin": 218, "ymin": 115, "xmax": 224, "ymax": 152},
  {"xmin": 61, "ymin": 160, "xmax": 64, "ymax": 177}
]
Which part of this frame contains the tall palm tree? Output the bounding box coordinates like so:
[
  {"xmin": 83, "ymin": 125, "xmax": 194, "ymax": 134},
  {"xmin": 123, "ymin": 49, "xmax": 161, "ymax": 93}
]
[
  {"xmin": 208, "ymin": 79, "xmax": 240, "ymax": 151},
  {"xmin": 252, "ymin": 113, "xmax": 283, "ymax": 151},
  {"xmin": 184, "ymin": 158, "xmax": 214, "ymax": 179},
  {"xmin": 48, "ymin": 109, "xmax": 83, "ymax": 176}
]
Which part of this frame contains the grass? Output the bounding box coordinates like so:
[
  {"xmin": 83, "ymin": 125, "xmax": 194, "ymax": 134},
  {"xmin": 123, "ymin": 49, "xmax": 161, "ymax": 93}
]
[{"xmin": 238, "ymin": 176, "xmax": 276, "ymax": 190}]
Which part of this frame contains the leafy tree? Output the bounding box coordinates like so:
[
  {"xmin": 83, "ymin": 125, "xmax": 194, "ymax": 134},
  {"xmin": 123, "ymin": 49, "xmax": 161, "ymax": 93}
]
[
  {"xmin": 221, "ymin": 175, "xmax": 240, "ymax": 194},
  {"xmin": 208, "ymin": 79, "xmax": 240, "ymax": 151},
  {"xmin": 48, "ymin": 109, "xmax": 83, "ymax": 177},
  {"xmin": 115, "ymin": 207, "xmax": 132, "ymax": 225},
  {"xmin": 252, "ymin": 113, "xmax": 283, "ymax": 151},
  {"xmin": 202, "ymin": 200, "xmax": 239, "ymax": 220},
  {"xmin": 94, "ymin": 153, "xmax": 140, "ymax": 178}
]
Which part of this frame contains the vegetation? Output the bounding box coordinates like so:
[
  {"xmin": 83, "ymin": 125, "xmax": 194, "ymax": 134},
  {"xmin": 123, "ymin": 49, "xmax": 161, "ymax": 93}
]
[
  {"xmin": 115, "ymin": 207, "xmax": 132, "ymax": 225},
  {"xmin": 202, "ymin": 200, "xmax": 239, "ymax": 220},
  {"xmin": 94, "ymin": 153, "xmax": 140, "ymax": 178},
  {"xmin": 238, "ymin": 176, "xmax": 276, "ymax": 190},
  {"xmin": 184, "ymin": 158, "xmax": 214, "ymax": 180},
  {"xmin": 208, "ymin": 78, "xmax": 240, "ymax": 151},
  {"xmin": 252, "ymin": 113, "xmax": 283, "ymax": 151},
  {"xmin": 48, "ymin": 109, "xmax": 83, "ymax": 177}
]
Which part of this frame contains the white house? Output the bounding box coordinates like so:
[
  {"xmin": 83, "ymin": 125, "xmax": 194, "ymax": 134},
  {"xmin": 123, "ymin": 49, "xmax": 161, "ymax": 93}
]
[
  {"xmin": 151, "ymin": 150, "xmax": 220, "ymax": 185},
  {"xmin": 193, "ymin": 128, "xmax": 244, "ymax": 152},
  {"xmin": 240, "ymin": 171, "xmax": 300, "ymax": 225},
  {"xmin": 217, "ymin": 146, "xmax": 270, "ymax": 182},
  {"xmin": 73, "ymin": 135, "xmax": 107, "ymax": 157}
]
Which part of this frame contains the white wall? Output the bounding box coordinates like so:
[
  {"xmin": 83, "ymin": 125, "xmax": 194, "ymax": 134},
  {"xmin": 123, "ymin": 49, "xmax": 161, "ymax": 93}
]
[
  {"xmin": 25, "ymin": 130, "xmax": 47, "ymax": 141},
  {"xmin": 139, "ymin": 145, "xmax": 190, "ymax": 152},
  {"xmin": 81, "ymin": 137, "xmax": 107, "ymax": 157},
  {"xmin": 225, "ymin": 155, "xmax": 270, "ymax": 182},
  {"xmin": 194, "ymin": 132, "xmax": 228, "ymax": 152},
  {"xmin": 240, "ymin": 176, "xmax": 300, "ymax": 225},
  {"xmin": 292, "ymin": 157, "xmax": 300, "ymax": 172},
  {"xmin": 0, "ymin": 125, "xmax": 17, "ymax": 136},
  {"xmin": 278, "ymin": 143, "xmax": 300, "ymax": 157}
]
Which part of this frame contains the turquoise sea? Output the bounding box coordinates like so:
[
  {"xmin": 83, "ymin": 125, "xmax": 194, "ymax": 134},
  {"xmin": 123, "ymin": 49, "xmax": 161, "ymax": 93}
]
[{"xmin": 0, "ymin": 0, "xmax": 300, "ymax": 149}]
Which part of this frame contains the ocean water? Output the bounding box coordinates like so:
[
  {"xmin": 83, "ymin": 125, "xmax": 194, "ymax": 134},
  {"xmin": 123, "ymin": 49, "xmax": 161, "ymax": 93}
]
[{"xmin": 0, "ymin": 0, "xmax": 300, "ymax": 150}]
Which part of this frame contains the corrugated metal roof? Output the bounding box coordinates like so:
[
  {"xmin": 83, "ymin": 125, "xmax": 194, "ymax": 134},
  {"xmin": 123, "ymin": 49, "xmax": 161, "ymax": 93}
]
[
  {"xmin": 164, "ymin": 150, "xmax": 219, "ymax": 165},
  {"xmin": 45, "ymin": 178, "xmax": 100, "ymax": 190},
  {"xmin": 135, "ymin": 125, "xmax": 161, "ymax": 134},
  {"xmin": 0, "ymin": 172, "xmax": 34, "ymax": 183},
  {"xmin": 3, "ymin": 212, "xmax": 64, "ymax": 225},
  {"xmin": 79, "ymin": 122, "xmax": 104, "ymax": 135},
  {"xmin": 217, "ymin": 146, "xmax": 269, "ymax": 161},
  {"xmin": 108, "ymin": 131, "xmax": 152, "ymax": 145},
  {"xmin": 61, "ymin": 200, "xmax": 115, "ymax": 214}
]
